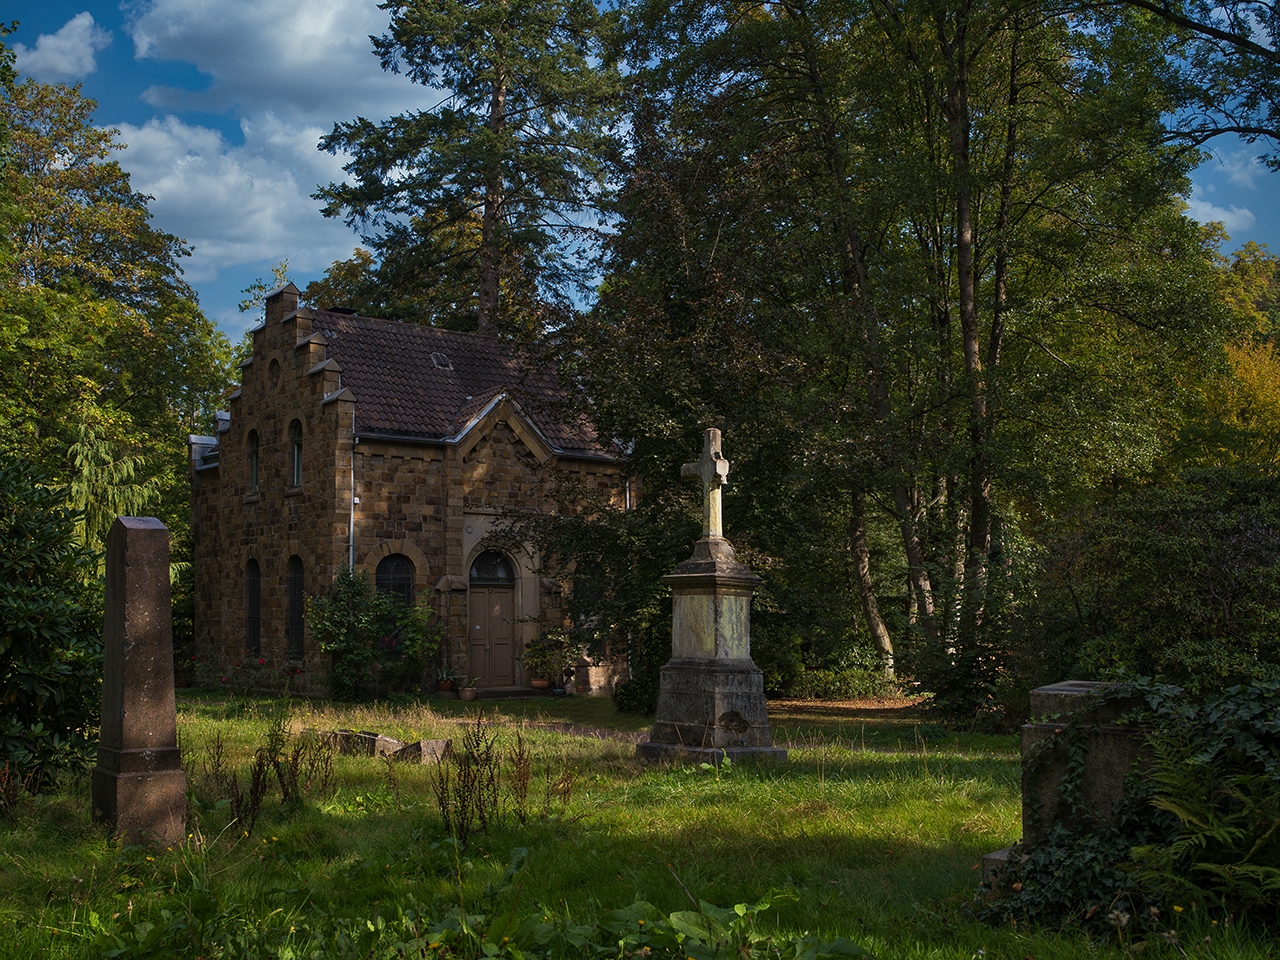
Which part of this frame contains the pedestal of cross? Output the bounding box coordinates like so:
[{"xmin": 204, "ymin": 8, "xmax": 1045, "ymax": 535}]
[{"xmin": 637, "ymin": 429, "xmax": 786, "ymax": 766}]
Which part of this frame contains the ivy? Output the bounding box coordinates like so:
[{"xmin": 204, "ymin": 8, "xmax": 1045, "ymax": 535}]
[
  {"xmin": 306, "ymin": 566, "xmax": 399, "ymax": 701},
  {"xmin": 985, "ymin": 678, "xmax": 1280, "ymax": 934}
]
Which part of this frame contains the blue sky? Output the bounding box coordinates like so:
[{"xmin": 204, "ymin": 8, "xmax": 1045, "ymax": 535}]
[{"xmin": 8, "ymin": 3, "xmax": 1280, "ymax": 344}]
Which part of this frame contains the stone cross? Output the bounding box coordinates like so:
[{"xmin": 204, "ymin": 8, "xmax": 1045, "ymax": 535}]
[
  {"xmin": 682, "ymin": 428, "xmax": 730, "ymax": 540},
  {"xmin": 91, "ymin": 517, "xmax": 186, "ymax": 845}
]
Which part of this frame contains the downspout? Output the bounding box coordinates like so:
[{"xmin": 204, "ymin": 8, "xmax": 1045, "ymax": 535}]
[
  {"xmin": 349, "ymin": 434, "xmax": 358, "ymax": 569},
  {"xmin": 439, "ymin": 443, "xmax": 449, "ymax": 669}
]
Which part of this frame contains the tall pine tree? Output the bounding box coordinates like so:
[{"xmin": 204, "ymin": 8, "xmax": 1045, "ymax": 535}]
[{"xmin": 315, "ymin": 0, "xmax": 622, "ymax": 333}]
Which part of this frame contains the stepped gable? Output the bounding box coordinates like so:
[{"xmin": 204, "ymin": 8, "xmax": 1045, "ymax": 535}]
[{"xmin": 310, "ymin": 311, "xmax": 607, "ymax": 456}]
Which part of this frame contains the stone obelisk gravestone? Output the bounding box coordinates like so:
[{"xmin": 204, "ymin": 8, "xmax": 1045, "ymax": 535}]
[
  {"xmin": 637, "ymin": 430, "xmax": 786, "ymax": 765},
  {"xmin": 91, "ymin": 517, "xmax": 186, "ymax": 845}
]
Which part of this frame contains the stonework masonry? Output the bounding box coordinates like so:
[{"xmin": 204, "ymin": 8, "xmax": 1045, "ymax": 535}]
[{"xmin": 190, "ymin": 286, "xmax": 625, "ymax": 696}]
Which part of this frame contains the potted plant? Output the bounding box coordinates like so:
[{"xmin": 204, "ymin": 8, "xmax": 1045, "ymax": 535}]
[
  {"xmin": 434, "ymin": 665, "xmax": 462, "ymax": 691},
  {"xmin": 458, "ymin": 676, "xmax": 481, "ymax": 701},
  {"xmin": 521, "ymin": 631, "xmax": 566, "ymax": 689}
]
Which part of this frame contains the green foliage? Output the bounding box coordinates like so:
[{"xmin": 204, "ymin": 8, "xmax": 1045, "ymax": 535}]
[
  {"xmin": 990, "ymin": 679, "xmax": 1280, "ymax": 933},
  {"xmin": 1128, "ymin": 679, "xmax": 1280, "ymax": 917},
  {"xmin": 612, "ymin": 616, "xmax": 670, "ymax": 715},
  {"xmin": 92, "ymin": 884, "xmax": 875, "ymax": 959},
  {"xmin": 306, "ymin": 566, "xmax": 399, "ymax": 700},
  {"xmin": 1076, "ymin": 466, "xmax": 1280, "ymax": 695},
  {"xmin": 0, "ymin": 74, "xmax": 235, "ymax": 576},
  {"xmin": 519, "ymin": 630, "xmax": 574, "ymax": 681},
  {"xmin": 0, "ymin": 451, "xmax": 101, "ymax": 784},
  {"xmin": 316, "ymin": 0, "xmax": 622, "ymax": 332},
  {"xmin": 786, "ymin": 668, "xmax": 899, "ymax": 703}
]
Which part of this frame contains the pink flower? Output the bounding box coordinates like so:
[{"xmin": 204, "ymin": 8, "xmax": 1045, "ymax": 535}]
[
  {"xmin": 258, "ymin": 658, "xmax": 265, "ymax": 665},
  {"xmin": 220, "ymin": 676, "xmax": 227, "ymax": 683}
]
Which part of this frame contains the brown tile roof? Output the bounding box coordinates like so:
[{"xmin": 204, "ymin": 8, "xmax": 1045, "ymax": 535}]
[{"xmin": 310, "ymin": 311, "xmax": 611, "ymax": 458}]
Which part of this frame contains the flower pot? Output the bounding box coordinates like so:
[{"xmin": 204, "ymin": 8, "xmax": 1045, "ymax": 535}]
[
  {"xmin": 576, "ymin": 685, "xmax": 590, "ymax": 695},
  {"xmin": 530, "ymin": 678, "xmax": 551, "ymax": 689},
  {"xmin": 459, "ymin": 687, "xmax": 478, "ymax": 701},
  {"xmin": 436, "ymin": 679, "xmax": 455, "ymax": 692}
]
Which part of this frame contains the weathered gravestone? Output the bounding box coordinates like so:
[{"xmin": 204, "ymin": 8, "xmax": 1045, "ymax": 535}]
[
  {"xmin": 91, "ymin": 517, "xmax": 186, "ymax": 845},
  {"xmin": 637, "ymin": 429, "xmax": 786, "ymax": 765},
  {"xmin": 982, "ymin": 680, "xmax": 1148, "ymax": 894}
]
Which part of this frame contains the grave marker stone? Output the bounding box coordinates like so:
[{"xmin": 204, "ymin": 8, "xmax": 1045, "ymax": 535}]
[
  {"xmin": 982, "ymin": 680, "xmax": 1149, "ymax": 896},
  {"xmin": 91, "ymin": 517, "xmax": 186, "ymax": 845},
  {"xmin": 637, "ymin": 429, "xmax": 786, "ymax": 765}
]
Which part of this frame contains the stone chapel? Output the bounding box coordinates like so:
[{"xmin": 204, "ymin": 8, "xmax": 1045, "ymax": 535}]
[{"xmin": 188, "ymin": 284, "xmax": 625, "ymax": 696}]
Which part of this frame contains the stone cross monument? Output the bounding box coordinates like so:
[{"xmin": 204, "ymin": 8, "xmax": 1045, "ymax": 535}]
[
  {"xmin": 637, "ymin": 429, "xmax": 786, "ymax": 765},
  {"xmin": 91, "ymin": 517, "xmax": 186, "ymax": 845}
]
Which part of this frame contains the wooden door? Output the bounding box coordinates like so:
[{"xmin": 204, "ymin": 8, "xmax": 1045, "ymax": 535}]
[{"xmin": 468, "ymin": 586, "xmax": 516, "ymax": 687}]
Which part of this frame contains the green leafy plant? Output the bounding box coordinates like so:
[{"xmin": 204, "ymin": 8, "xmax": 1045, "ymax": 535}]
[
  {"xmin": 0, "ymin": 452, "xmax": 102, "ymax": 786},
  {"xmin": 520, "ymin": 630, "xmax": 573, "ymax": 682},
  {"xmin": 1128, "ymin": 678, "xmax": 1280, "ymax": 918},
  {"xmin": 988, "ymin": 678, "xmax": 1280, "ymax": 935},
  {"xmin": 307, "ymin": 565, "xmax": 398, "ymax": 700}
]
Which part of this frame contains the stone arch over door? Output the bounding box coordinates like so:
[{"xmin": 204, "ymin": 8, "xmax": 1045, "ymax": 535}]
[{"xmin": 467, "ymin": 548, "xmax": 518, "ymax": 687}]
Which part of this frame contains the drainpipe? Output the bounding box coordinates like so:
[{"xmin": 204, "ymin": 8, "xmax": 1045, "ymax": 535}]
[{"xmin": 349, "ymin": 435, "xmax": 358, "ymax": 569}]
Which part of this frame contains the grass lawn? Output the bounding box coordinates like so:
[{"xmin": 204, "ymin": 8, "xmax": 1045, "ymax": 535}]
[{"xmin": 0, "ymin": 691, "xmax": 1262, "ymax": 958}]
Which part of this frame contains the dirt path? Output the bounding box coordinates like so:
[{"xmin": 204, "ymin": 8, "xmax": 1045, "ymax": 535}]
[{"xmin": 526, "ymin": 696, "xmax": 933, "ymax": 748}]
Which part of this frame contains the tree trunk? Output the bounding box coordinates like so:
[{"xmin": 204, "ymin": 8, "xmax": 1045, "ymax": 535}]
[
  {"xmin": 851, "ymin": 489, "xmax": 894, "ymax": 676},
  {"xmin": 477, "ymin": 62, "xmax": 507, "ymax": 334}
]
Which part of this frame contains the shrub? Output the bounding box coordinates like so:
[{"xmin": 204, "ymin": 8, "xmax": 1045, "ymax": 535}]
[
  {"xmin": 0, "ymin": 452, "xmax": 102, "ymax": 785},
  {"xmin": 1078, "ymin": 466, "xmax": 1280, "ymax": 696},
  {"xmin": 785, "ymin": 667, "xmax": 898, "ymax": 701},
  {"xmin": 306, "ymin": 565, "xmax": 398, "ymax": 700}
]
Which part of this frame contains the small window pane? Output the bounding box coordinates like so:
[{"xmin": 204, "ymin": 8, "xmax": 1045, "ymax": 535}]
[
  {"xmin": 376, "ymin": 554, "xmax": 415, "ymax": 657},
  {"xmin": 248, "ymin": 430, "xmax": 259, "ymax": 492},
  {"xmin": 290, "ymin": 420, "xmax": 302, "ymax": 486}
]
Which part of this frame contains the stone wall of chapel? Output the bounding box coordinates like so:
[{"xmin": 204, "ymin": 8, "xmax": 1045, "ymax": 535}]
[
  {"xmin": 192, "ymin": 287, "xmax": 626, "ymax": 695},
  {"xmin": 190, "ymin": 287, "xmax": 350, "ymax": 697}
]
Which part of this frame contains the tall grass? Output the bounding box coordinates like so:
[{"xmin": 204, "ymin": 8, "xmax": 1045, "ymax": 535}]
[{"xmin": 0, "ymin": 693, "xmax": 1270, "ymax": 958}]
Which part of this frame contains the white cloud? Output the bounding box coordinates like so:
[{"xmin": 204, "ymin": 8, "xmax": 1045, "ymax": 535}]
[
  {"xmin": 115, "ymin": 113, "xmax": 362, "ymax": 282},
  {"xmin": 113, "ymin": 0, "xmax": 440, "ymax": 291},
  {"xmin": 14, "ymin": 12, "xmax": 112, "ymax": 80},
  {"xmin": 1211, "ymin": 148, "xmax": 1267, "ymax": 191},
  {"xmin": 125, "ymin": 0, "xmax": 439, "ymax": 128},
  {"xmin": 1186, "ymin": 184, "xmax": 1257, "ymax": 234}
]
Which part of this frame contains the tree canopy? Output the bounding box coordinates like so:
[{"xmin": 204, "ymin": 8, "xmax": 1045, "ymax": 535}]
[
  {"xmin": 497, "ymin": 0, "xmax": 1273, "ymax": 718},
  {"xmin": 0, "ymin": 43, "xmax": 233, "ymax": 561},
  {"xmin": 315, "ymin": 0, "xmax": 622, "ymax": 334}
]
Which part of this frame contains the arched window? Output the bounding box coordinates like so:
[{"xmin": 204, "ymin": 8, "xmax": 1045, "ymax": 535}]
[
  {"xmin": 248, "ymin": 430, "xmax": 260, "ymax": 493},
  {"xmin": 470, "ymin": 550, "xmax": 515, "ymax": 584},
  {"xmin": 376, "ymin": 554, "xmax": 415, "ymax": 607},
  {"xmin": 246, "ymin": 558, "xmax": 261, "ymax": 656},
  {"xmin": 289, "ymin": 419, "xmax": 303, "ymax": 486},
  {"xmin": 286, "ymin": 556, "xmax": 304, "ymax": 658},
  {"xmin": 377, "ymin": 554, "xmax": 415, "ymax": 656}
]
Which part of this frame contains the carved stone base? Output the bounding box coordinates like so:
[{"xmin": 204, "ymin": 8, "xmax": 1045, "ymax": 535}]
[
  {"xmin": 636, "ymin": 741, "xmax": 787, "ymax": 765},
  {"xmin": 645, "ymin": 657, "xmax": 777, "ymax": 751},
  {"xmin": 91, "ymin": 767, "xmax": 186, "ymax": 846}
]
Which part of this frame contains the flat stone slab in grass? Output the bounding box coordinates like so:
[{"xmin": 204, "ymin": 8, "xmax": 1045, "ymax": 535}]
[
  {"xmin": 301, "ymin": 727, "xmax": 452, "ymax": 763},
  {"xmin": 393, "ymin": 739, "xmax": 453, "ymax": 763}
]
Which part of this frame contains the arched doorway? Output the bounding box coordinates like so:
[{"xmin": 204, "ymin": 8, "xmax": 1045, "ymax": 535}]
[{"xmin": 468, "ymin": 550, "xmax": 517, "ymax": 687}]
